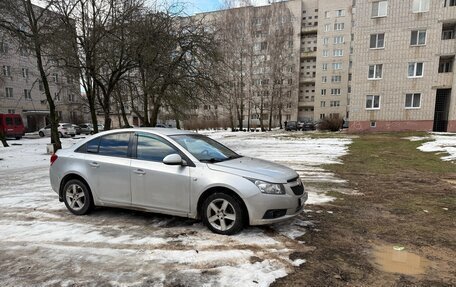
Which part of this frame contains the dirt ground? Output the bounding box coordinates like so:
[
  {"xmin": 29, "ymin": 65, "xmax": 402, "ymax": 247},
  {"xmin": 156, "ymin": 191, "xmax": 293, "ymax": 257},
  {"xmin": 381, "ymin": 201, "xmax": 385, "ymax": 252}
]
[{"xmin": 274, "ymin": 133, "xmax": 456, "ymax": 287}]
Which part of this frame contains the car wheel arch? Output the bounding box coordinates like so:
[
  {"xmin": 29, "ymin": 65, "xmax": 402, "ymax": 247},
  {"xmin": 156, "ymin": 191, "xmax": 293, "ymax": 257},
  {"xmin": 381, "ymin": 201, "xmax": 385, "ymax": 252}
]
[
  {"xmin": 197, "ymin": 186, "xmax": 250, "ymax": 225},
  {"xmin": 59, "ymin": 173, "xmax": 94, "ymax": 205}
]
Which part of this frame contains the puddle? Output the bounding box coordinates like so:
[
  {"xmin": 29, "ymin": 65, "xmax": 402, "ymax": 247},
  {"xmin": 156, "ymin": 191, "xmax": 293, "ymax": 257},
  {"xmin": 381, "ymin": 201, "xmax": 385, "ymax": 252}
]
[{"xmin": 372, "ymin": 245, "xmax": 429, "ymax": 276}]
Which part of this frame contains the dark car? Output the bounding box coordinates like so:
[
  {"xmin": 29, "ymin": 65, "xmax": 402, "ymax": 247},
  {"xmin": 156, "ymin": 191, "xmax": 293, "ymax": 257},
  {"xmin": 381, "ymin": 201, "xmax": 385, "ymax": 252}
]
[
  {"xmin": 285, "ymin": 121, "xmax": 298, "ymax": 131},
  {"xmin": 301, "ymin": 121, "xmax": 316, "ymax": 131}
]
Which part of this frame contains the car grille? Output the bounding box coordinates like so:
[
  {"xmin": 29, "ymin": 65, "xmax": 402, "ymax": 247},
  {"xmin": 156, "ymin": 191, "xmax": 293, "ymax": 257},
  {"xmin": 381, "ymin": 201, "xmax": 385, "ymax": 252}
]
[{"xmin": 291, "ymin": 184, "xmax": 304, "ymax": 195}]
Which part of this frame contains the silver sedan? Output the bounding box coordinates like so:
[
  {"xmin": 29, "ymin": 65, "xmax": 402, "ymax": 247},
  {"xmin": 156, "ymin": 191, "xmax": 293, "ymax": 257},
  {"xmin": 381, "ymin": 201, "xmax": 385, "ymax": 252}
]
[{"xmin": 49, "ymin": 128, "xmax": 307, "ymax": 235}]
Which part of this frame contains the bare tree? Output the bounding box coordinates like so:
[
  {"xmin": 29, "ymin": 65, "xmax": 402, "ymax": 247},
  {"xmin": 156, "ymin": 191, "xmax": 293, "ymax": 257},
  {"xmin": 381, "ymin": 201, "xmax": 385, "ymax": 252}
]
[{"xmin": 0, "ymin": 0, "xmax": 63, "ymax": 150}]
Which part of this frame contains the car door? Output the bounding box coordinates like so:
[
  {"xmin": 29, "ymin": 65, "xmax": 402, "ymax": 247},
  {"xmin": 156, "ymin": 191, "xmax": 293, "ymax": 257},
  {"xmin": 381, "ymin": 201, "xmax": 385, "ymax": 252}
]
[
  {"xmin": 85, "ymin": 132, "xmax": 132, "ymax": 205},
  {"xmin": 130, "ymin": 133, "xmax": 191, "ymax": 214},
  {"xmin": 44, "ymin": 124, "xmax": 51, "ymax": 136}
]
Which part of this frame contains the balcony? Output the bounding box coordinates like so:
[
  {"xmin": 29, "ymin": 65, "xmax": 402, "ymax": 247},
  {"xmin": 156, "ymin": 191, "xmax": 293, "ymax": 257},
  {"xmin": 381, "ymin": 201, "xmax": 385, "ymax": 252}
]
[
  {"xmin": 442, "ymin": 4, "xmax": 456, "ymax": 21},
  {"xmin": 300, "ymin": 50, "xmax": 317, "ymax": 58},
  {"xmin": 301, "ymin": 26, "xmax": 318, "ymax": 35},
  {"xmin": 300, "ymin": 76, "xmax": 316, "ymax": 83},
  {"xmin": 433, "ymin": 72, "xmax": 454, "ymax": 89}
]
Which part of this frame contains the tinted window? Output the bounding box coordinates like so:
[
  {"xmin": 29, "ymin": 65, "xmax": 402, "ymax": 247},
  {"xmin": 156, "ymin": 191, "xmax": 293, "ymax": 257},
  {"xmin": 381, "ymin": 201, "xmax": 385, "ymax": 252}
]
[
  {"xmin": 5, "ymin": 117, "xmax": 13, "ymax": 125},
  {"xmin": 14, "ymin": 117, "xmax": 22, "ymax": 125},
  {"xmin": 137, "ymin": 135, "xmax": 177, "ymax": 162},
  {"xmin": 87, "ymin": 137, "xmax": 101, "ymax": 153},
  {"xmin": 98, "ymin": 133, "xmax": 130, "ymax": 157}
]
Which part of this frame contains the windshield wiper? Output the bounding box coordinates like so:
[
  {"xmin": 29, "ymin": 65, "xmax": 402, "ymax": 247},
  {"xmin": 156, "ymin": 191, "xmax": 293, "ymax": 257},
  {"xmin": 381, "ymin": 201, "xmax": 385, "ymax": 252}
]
[
  {"xmin": 225, "ymin": 155, "xmax": 243, "ymax": 160},
  {"xmin": 200, "ymin": 158, "xmax": 223, "ymax": 163}
]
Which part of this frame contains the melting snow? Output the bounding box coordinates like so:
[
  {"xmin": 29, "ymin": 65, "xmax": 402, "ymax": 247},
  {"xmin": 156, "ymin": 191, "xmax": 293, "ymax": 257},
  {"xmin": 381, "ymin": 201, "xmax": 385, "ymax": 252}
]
[{"xmin": 0, "ymin": 130, "xmax": 352, "ymax": 286}]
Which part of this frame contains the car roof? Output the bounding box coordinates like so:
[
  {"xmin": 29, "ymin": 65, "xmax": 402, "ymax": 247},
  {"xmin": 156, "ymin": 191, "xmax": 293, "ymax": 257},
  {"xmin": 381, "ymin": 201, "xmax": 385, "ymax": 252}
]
[{"xmin": 99, "ymin": 127, "xmax": 197, "ymax": 137}]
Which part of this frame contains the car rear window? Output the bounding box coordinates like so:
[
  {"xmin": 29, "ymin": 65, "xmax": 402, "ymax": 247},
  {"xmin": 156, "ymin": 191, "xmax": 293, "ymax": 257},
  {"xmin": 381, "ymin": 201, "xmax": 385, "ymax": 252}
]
[
  {"xmin": 98, "ymin": 133, "xmax": 131, "ymax": 157},
  {"xmin": 62, "ymin": 124, "xmax": 72, "ymax": 128},
  {"xmin": 14, "ymin": 117, "xmax": 22, "ymax": 125}
]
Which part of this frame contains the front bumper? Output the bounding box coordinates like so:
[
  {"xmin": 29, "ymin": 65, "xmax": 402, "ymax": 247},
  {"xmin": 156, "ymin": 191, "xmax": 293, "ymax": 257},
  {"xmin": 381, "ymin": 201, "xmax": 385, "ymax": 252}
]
[{"xmin": 246, "ymin": 188, "xmax": 308, "ymax": 225}]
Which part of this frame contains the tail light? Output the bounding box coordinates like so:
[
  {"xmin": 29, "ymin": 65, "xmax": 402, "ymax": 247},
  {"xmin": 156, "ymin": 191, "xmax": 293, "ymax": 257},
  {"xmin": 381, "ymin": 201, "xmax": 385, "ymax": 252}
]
[{"xmin": 50, "ymin": 153, "xmax": 58, "ymax": 165}]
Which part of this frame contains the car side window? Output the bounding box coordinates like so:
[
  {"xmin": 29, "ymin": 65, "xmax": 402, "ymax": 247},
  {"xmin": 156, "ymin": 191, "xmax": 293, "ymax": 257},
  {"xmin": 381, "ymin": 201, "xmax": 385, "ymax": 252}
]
[
  {"xmin": 5, "ymin": 117, "xmax": 13, "ymax": 126},
  {"xmin": 14, "ymin": 117, "xmax": 22, "ymax": 125},
  {"xmin": 136, "ymin": 135, "xmax": 177, "ymax": 162},
  {"xmin": 98, "ymin": 133, "xmax": 131, "ymax": 157}
]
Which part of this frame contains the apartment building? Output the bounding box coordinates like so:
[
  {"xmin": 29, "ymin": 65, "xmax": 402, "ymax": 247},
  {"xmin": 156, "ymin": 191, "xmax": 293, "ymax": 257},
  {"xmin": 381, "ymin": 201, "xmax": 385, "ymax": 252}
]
[
  {"xmin": 191, "ymin": 0, "xmax": 354, "ymax": 129},
  {"xmin": 349, "ymin": 0, "xmax": 456, "ymax": 132},
  {"xmin": 0, "ymin": 30, "xmax": 82, "ymax": 132}
]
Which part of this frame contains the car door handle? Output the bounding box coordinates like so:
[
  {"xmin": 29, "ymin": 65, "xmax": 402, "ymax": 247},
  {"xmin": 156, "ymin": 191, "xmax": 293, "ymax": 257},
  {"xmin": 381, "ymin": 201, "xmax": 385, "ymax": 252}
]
[
  {"xmin": 89, "ymin": 162, "xmax": 99, "ymax": 168},
  {"xmin": 133, "ymin": 169, "xmax": 146, "ymax": 175}
]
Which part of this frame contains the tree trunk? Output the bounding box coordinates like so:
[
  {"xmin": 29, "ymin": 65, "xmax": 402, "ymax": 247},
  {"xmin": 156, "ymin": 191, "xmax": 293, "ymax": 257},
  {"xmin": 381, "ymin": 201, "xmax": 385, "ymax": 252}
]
[
  {"xmin": 118, "ymin": 98, "xmax": 129, "ymax": 127},
  {"xmin": 149, "ymin": 102, "xmax": 161, "ymax": 127},
  {"xmin": 0, "ymin": 131, "xmax": 9, "ymax": 147},
  {"xmin": 268, "ymin": 93, "xmax": 274, "ymax": 131}
]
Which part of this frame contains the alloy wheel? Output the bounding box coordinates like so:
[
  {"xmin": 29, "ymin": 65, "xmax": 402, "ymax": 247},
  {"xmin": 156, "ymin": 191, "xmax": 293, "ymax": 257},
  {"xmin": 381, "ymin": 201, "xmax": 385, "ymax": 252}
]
[
  {"xmin": 65, "ymin": 184, "xmax": 86, "ymax": 211},
  {"xmin": 206, "ymin": 198, "xmax": 236, "ymax": 232}
]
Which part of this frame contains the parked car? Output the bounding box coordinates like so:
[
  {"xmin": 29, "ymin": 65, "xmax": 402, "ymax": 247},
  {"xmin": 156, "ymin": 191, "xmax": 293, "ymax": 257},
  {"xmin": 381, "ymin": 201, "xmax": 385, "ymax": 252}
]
[
  {"xmin": 50, "ymin": 128, "xmax": 307, "ymax": 235},
  {"xmin": 285, "ymin": 121, "xmax": 298, "ymax": 131},
  {"xmin": 0, "ymin": 114, "xmax": 25, "ymax": 139},
  {"xmin": 300, "ymin": 121, "xmax": 316, "ymax": 131},
  {"xmin": 155, "ymin": 123, "xmax": 168, "ymax": 128},
  {"xmin": 78, "ymin": 123, "xmax": 105, "ymax": 135},
  {"xmin": 72, "ymin": 124, "xmax": 81, "ymax": 135},
  {"xmin": 78, "ymin": 123, "xmax": 93, "ymax": 135},
  {"xmin": 39, "ymin": 123, "xmax": 76, "ymax": 138}
]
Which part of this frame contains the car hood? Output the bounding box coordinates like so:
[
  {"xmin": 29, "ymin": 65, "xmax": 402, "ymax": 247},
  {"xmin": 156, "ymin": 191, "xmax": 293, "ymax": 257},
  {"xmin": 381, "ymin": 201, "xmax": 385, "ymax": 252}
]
[{"xmin": 208, "ymin": 157, "xmax": 298, "ymax": 183}]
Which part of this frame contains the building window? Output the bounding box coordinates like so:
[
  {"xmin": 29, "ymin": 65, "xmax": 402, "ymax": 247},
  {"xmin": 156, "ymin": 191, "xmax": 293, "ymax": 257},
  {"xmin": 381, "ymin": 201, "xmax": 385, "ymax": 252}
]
[
  {"xmin": 320, "ymin": 113, "xmax": 325, "ymax": 119},
  {"xmin": 410, "ymin": 30, "xmax": 426, "ymax": 46},
  {"xmin": 368, "ymin": 64, "xmax": 383, "ymax": 79},
  {"xmin": 24, "ymin": 89, "xmax": 31, "ymax": 99},
  {"xmin": 335, "ymin": 9, "xmax": 345, "ymax": 17},
  {"xmin": 325, "ymin": 11, "xmax": 330, "ymax": 18},
  {"xmin": 322, "ymin": 50, "xmax": 329, "ymax": 57},
  {"xmin": 22, "ymin": 68, "xmax": 29, "ymax": 78},
  {"xmin": 68, "ymin": 94, "xmax": 75, "ymax": 102},
  {"xmin": 323, "ymin": 37, "xmax": 329, "ymax": 45},
  {"xmin": 321, "ymin": 89, "xmax": 327, "ymax": 95},
  {"xmin": 366, "ymin": 95, "xmax": 380, "ymax": 109},
  {"xmin": 370, "ymin": 121, "xmax": 377, "ymax": 128},
  {"xmin": 2, "ymin": 65, "xmax": 11, "ymax": 76},
  {"xmin": 334, "ymin": 36, "xmax": 344, "ymax": 44},
  {"xmin": 322, "ymin": 63, "xmax": 328, "ymax": 70},
  {"xmin": 333, "ymin": 62, "xmax": 342, "ymax": 70},
  {"xmin": 439, "ymin": 56, "xmax": 454, "ymax": 73},
  {"xmin": 54, "ymin": 92, "xmax": 60, "ymax": 101},
  {"xmin": 5, "ymin": 87, "xmax": 13, "ymax": 98},
  {"xmin": 348, "ymin": 86, "xmax": 352, "ymax": 93},
  {"xmin": 408, "ymin": 62, "xmax": 424, "ymax": 77},
  {"xmin": 253, "ymin": 18, "xmax": 262, "ymax": 26},
  {"xmin": 372, "ymin": 1, "xmax": 388, "ymax": 17},
  {"xmin": 331, "ymin": 75, "xmax": 342, "ymax": 82},
  {"xmin": 320, "ymin": 101, "xmax": 326, "ymax": 107},
  {"xmin": 444, "ymin": 0, "xmax": 456, "ymax": 7},
  {"xmin": 324, "ymin": 24, "xmax": 330, "ymax": 32},
  {"xmin": 442, "ymin": 27, "xmax": 455, "ymax": 40},
  {"xmin": 333, "ymin": 49, "xmax": 343, "ymax": 56},
  {"xmin": 7, "ymin": 109, "xmax": 15, "ymax": 114},
  {"xmin": 334, "ymin": 23, "xmax": 344, "ymax": 30},
  {"xmin": 348, "ymin": 73, "xmax": 352, "ymax": 81},
  {"xmin": 405, "ymin": 93, "xmax": 421, "ymax": 108},
  {"xmin": 331, "ymin": 88, "xmax": 341, "ymax": 95},
  {"xmin": 322, "ymin": 76, "xmax": 327, "ymax": 83},
  {"xmin": 52, "ymin": 73, "xmax": 59, "ymax": 83},
  {"xmin": 370, "ymin": 33, "xmax": 385, "ymax": 49},
  {"xmin": 412, "ymin": 0, "xmax": 430, "ymax": 13},
  {"xmin": 0, "ymin": 41, "xmax": 8, "ymax": 53},
  {"xmin": 330, "ymin": 101, "xmax": 340, "ymax": 107}
]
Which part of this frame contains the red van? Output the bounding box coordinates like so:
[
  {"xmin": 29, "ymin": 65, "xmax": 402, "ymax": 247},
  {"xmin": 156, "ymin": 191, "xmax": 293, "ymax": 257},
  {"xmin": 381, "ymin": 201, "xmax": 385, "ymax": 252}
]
[{"xmin": 0, "ymin": 114, "xmax": 26, "ymax": 139}]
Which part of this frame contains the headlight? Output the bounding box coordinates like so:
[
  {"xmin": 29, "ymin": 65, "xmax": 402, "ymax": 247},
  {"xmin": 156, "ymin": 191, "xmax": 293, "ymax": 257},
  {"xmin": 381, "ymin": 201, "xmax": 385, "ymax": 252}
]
[{"xmin": 250, "ymin": 179, "xmax": 285, "ymax": 195}]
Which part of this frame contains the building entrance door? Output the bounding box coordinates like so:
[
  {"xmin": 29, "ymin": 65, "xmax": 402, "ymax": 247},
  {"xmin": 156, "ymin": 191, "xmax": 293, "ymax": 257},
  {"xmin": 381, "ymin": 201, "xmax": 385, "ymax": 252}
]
[{"xmin": 433, "ymin": 89, "xmax": 451, "ymax": 132}]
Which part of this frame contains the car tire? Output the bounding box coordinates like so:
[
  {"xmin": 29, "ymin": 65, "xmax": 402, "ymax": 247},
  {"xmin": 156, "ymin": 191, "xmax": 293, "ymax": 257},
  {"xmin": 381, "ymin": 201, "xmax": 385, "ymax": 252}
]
[
  {"xmin": 63, "ymin": 179, "xmax": 93, "ymax": 215},
  {"xmin": 202, "ymin": 192, "xmax": 245, "ymax": 235},
  {"xmin": 39, "ymin": 131, "xmax": 44, "ymax": 137}
]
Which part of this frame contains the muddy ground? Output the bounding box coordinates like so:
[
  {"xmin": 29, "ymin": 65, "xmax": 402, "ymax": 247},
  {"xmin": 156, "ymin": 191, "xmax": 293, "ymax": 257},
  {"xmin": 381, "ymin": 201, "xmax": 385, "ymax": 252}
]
[{"xmin": 274, "ymin": 133, "xmax": 456, "ymax": 287}]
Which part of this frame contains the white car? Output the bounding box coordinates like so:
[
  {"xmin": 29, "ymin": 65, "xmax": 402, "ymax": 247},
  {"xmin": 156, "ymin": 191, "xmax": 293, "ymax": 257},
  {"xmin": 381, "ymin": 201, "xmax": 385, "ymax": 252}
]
[
  {"xmin": 39, "ymin": 123, "xmax": 76, "ymax": 138},
  {"xmin": 49, "ymin": 128, "xmax": 307, "ymax": 235}
]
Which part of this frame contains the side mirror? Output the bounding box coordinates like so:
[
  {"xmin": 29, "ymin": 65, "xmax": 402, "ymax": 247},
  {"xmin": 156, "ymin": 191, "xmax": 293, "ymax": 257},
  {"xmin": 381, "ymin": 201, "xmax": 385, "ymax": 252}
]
[{"xmin": 163, "ymin": 153, "xmax": 184, "ymax": 165}]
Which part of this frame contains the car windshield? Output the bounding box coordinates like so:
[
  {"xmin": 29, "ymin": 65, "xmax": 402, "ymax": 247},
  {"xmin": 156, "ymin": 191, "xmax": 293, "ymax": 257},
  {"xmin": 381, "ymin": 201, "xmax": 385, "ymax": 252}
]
[{"xmin": 170, "ymin": 134, "xmax": 241, "ymax": 163}]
